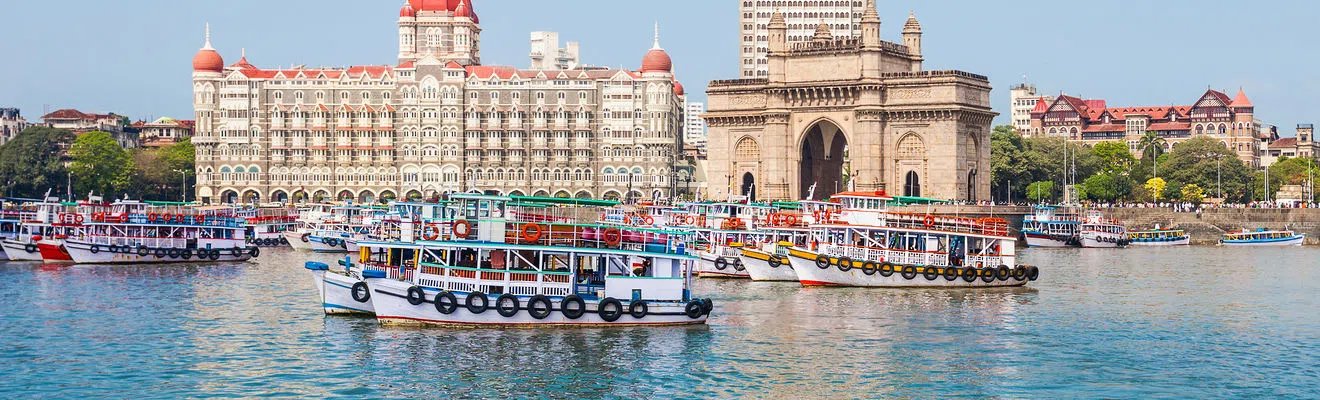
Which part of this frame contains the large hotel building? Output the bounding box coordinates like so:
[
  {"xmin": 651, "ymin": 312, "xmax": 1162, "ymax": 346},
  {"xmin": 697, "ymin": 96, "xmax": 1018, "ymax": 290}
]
[{"xmin": 191, "ymin": 0, "xmax": 684, "ymax": 204}]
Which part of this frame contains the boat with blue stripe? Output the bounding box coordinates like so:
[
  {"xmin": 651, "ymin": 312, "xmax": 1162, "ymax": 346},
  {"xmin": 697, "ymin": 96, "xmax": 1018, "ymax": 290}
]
[{"xmin": 1220, "ymin": 229, "xmax": 1305, "ymax": 246}]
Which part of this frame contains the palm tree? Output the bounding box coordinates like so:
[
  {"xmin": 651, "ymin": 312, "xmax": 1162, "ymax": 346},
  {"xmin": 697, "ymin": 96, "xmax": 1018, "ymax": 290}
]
[{"xmin": 1138, "ymin": 131, "xmax": 1168, "ymax": 178}]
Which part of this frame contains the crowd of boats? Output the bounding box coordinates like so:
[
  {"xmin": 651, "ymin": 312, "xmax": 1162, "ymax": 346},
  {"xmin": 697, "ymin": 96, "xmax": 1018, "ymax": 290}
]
[
  {"xmin": 0, "ymin": 195, "xmax": 276, "ymax": 264},
  {"xmin": 294, "ymin": 189, "xmax": 1039, "ymax": 328},
  {"xmin": 1022, "ymin": 205, "xmax": 1306, "ymax": 248}
]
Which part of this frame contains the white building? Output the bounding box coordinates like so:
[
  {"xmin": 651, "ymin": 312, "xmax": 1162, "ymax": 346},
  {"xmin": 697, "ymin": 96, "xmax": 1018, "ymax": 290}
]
[
  {"xmin": 191, "ymin": 1, "xmax": 685, "ymax": 204},
  {"xmin": 529, "ymin": 31, "xmax": 580, "ymax": 70},
  {"xmin": 0, "ymin": 108, "xmax": 27, "ymax": 145},
  {"xmin": 683, "ymin": 101, "xmax": 706, "ymax": 154},
  {"xmin": 1009, "ymin": 82, "xmax": 1043, "ymax": 134},
  {"xmin": 738, "ymin": 1, "xmax": 864, "ymax": 78}
]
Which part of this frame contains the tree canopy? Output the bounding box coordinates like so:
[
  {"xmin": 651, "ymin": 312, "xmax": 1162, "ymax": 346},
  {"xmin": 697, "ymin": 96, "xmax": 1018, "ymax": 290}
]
[
  {"xmin": 68, "ymin": 131, "xmax": 133, "ymax": 196},
  {"xmin": 0, "ymin": 126, "xmax": 75, "ymax": 198}
]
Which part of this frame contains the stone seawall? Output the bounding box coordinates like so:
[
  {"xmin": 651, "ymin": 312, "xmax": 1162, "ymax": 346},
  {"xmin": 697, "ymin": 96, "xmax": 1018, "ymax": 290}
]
[{"xmin": 893, "ymin": 205, "xmax": 1320, "ymax": 245}]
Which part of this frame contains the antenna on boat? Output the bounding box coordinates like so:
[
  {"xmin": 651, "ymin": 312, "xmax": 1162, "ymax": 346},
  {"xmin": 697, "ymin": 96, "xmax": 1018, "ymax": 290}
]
[{"xmin": 807, "ymin": 183, "xmax": 817, "ymax": 201}]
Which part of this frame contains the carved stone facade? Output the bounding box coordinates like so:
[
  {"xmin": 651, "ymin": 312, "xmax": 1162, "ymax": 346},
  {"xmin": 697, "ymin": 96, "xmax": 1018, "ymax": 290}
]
[{"xmin": 705, "ymin": 4, "xmax": 994, "ymax": 201}]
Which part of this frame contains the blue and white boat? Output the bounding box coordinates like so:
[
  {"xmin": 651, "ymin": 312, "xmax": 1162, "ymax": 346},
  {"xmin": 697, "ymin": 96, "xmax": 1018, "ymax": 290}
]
[
  {"xmin": 1021, "ymin": 205, "xmax": 1081, "ymax": 248},
  {"xmin": 1220, "ymin": 229, "xmax": 1305, "ymax": 246},
  {"xmin": 361, "ymin": 194, "xmax": 711, "ymax": 327},
  {"xmin": 1128, "ymin": 228, "xmax": 1190, "ymax": 246}
]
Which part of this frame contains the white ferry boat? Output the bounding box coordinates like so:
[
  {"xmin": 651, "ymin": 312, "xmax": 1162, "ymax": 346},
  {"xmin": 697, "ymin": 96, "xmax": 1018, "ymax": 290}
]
[
  {"xmin": 241, "ymin": 205, "xmax": 298, "ymax": 247},
  {"xmin": 1021, "ymin": 205, "xmax": 1081, "ymax": 248},
  {"xmin": 1128, "ymin": 228, "xmax": 1190, "ymax": 246},
  {"xmin": 0, "ymin": 199, "xmax": 36, "ymax": 260},
  {"xmin": 62, "ymin": 202, "xmax": 259, "ymax": 264},
  {"xmin": 0, "ymin": 197, "xmax": 98, "ymax": 263},
  {"xmin": 362, "ymin": 194, "xmax": 711, "ymax": 327},
  {"xmin": 286, "ymin": 205, "xmax": 381, "ymax": 253},
  {"xmin": 1219, "ymin": 229, "xmax": 1305, "ymax": 246},
  {"xmin": 784, "ymin": 191, "xmax": 1038, "ymax": 288},
  {"xmin": 1079, "ymin": 210, "xmax": 1129, "ymax": 248},
  {"xmin": 737, "ymin": 206, "xmax": 825, "ymax": 282}
]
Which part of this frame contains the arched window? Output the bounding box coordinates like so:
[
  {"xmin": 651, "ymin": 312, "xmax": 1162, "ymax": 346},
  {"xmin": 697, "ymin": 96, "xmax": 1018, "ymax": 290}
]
[{"xmin": 904, "ymin": 171, "xmax": 921, "ymax": 197}]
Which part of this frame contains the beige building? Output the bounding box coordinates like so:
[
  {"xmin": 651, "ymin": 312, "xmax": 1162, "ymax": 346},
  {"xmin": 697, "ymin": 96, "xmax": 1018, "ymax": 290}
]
[
  {"xmin": 528, "ymin": 31, "xmax": 580, "ymax": 70},
  {"xmin": 191, "ymin": 1, "xmax": 684, "ymax": 204},
  {"xmin": 738, "ymin": 0, "xmax": 863, "ymax": 79},
  {"xmin": 1008, "ymin": 82, "xmax": 1046, "ymax": 134},
  {"xmin": 706, "ymin": 4, "xmax": 995, "ymax": 201}
]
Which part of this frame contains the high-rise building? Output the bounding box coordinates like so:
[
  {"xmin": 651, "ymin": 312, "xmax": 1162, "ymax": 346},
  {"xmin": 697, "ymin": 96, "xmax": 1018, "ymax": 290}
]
[
  {"xmin": 529, "ymin": 31, "xmax": 580, "ymax": 70},
  {"xmin": 738, "ymin": 1, "xmax": 864, "ymax": 78},
  {"xmin": 1009, "ymin": 82, "xmax": 1046, "ymax": 134},
  {"xmin": 191, "ymin": 1, "xmax": 684, "ymax": 204},
  {"xmin": 683, "ymin": 101, "xmax": 706, "ymax": 154}
]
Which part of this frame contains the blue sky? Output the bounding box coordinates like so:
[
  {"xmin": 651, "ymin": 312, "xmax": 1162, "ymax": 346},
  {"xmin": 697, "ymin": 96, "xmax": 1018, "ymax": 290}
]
[{"xmin": 0, "ymin": 0, "xmax": 1315, "ymax": 135}]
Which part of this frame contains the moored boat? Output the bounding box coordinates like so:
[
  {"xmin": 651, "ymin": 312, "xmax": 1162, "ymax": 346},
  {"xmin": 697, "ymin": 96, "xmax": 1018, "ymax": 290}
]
[
  {"xmin": 1079, "ymin": 210, "xmax": 1129, "ymax": 248},
  {"xmin": 1219, "ymin": 229, "xmax": 1305, "ymax": 246},
  {"xmin": 62, "ymin": 202, "xmax": 259, "ymax": 264},
  {"xmin": 1021, "ymin": 205, "xmax": 1081, "ymax": 248},
  {"xmin": 1128, "ymin": 228, "xmax": 1190, "ymax": 246}
]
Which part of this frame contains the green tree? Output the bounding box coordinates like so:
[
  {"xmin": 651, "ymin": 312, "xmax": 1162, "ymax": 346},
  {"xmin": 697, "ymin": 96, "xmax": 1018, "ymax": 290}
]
[
  {"xmin": 1025, "ymin": 181, "xmax": 1055, "ymax": 203},
  {"xmin": 1082, "ymin": 172, "xmax": 1131, "ymax": 202},
  {"xmin": 1137, "ymin": 131, "xmax": 1169, "ymax": 161},
  {"xmin": 1161, "ymin": 137, "xmax": 1253, "ymax": 202},
  {"xmin": 127, "ymin": 138, "xmax": 196, "ymax": 201},
  {"xmin": 1180, "ymin": 183, "xmax": 1206, "ymax": 204},
  {"xmin": 0, "ymin": 126, "xmax": 74, "ymax": 198},
  {"xmin": 68, "ymin": 131, "xmax": 133, "ymax": 197},
  {"xmin": 1091, "ymin": 141, "xmax": 1137, "ymax": 175},
  {"xmin": 1144, "ymin": 177, "xmax": 1167, "ymax": 201}
]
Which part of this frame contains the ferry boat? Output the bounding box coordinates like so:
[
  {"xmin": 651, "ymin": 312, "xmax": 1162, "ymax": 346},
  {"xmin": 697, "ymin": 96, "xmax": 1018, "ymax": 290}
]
[
  {"xmin": 0, "ymin": 199, "xmax": 36, "ymax": 260},
  {"xmin": 0, "ymin": 197, "xmax": 97, "ymax": 263},
  {"xmin": 360, "ymin": 194, "xmax": 711, "ymax": 327},
  {"xmin": 668, "ymin": 201, "xmax": 777, "ymax": 279},
  {"xmin": 62, "ymin": 202, "xmax": 260, "ymax": 264},
  {"xmin": 241, "ymin": 205, "xmax": 298, "ymax": 247},
  {"xmin": 1021, "ymin": 205, "xmax": 1081, "ymax": 248},
  {"xmin": 736, "ymin": 203, "xmax": 834, "ymax": 282},
  {"xmin": 1079, "ymin": 210, "xmax": 1129, "ymax": 248},
  {"xmin": 784, "ymin": 191, "xmax": 1038, "ymax": 288},
  {"xmin": 1127, "ymin": 227, "xmax": 1190, "ymax": 246},
  {"xmin": 285, "ymin": 205, "xmax": 381, "ymax": 253},
  {"xmin": 1219, "ymin": 229, "xmax": 1305, "ymax": 246}
]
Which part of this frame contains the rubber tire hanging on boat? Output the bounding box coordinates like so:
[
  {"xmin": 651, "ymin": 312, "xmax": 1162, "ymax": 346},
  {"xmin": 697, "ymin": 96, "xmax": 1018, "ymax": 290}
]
[
  {"xmin": 943, "ymin": 266, "xmax": 960, "ymax": 281},
  {"xmin": 980, "ymin": 268, "xmax": 997, "ymax": 283},
  {"xmin": 90, "ymin": 245, "xmax": 100, "ymax": 254},
  {"xmin": 527, "ymin": 295, "xmax": 552, "ymax": 320},
  {"xmin": 815, "ymin": 255, "xmax": 830, "ymax": 269},
  {"xmin": 1026, "ymin": 266, "xmax": 1040, "ymax": 281},
  {"xmin": 899, "ymin": 265, "xmax": 917, "ymax": 280},
  {"xmin": 996, "ymin": 265, "xmax": 1011, "ymax": 281},
  {"xmin": 701, "ymin": 298, "xmax": 714, "ymax": 315},
  {"xmin": 137, "ymin": 246, "xmax": 149, "ymax": 256},
  {"xmin": 836, "ymin": 257, "xmax": 853, "ymax": 272},
  {"xmin": 351, "ymin": 282, "xmax": 371, "ymax": 303},
  {"xmin": 181, "ymin": 249, "xmax": 193, "ymax": 260},
  {"xmin": 434, "ymin": 291, "xmax": 458, "ymax": 314},
  {"xmin": 733, "ymin": 259, "xmax": 746, "ymax": 272},
  {"xmin": 862, "ymin": 261, "xmax": 878, "ymax": 276},
  {"xmin": 685, "ymin": 301, "xmax": 704, "ymax": 319},
  {"xmin": 961, "ymin": 267, "xmax": 977, "ymax": 282},
  {"xmin": 249, "ymin": 247, "xmax": 260, "ymax": 257},
  {"xmin": 768, "ymin": 256, "xmax": 782, "ymax": 268},
  {"xmin": 496, "ymin": 294, "xmax": 520, "ymax": 317},
  {"xmin": 714, "ymin": 257, "xmax": 729, "ymax": 271},
  {"xmin": 167, "ymin": 248, "xmax": 181, "ymax": 259},
  {"xmin": 231, "ymin": 247, "xmax": 242, "ymax": 257},
  {"xmin": 300, "ymin": 233, "xmax": 310, "ymax": 243},
  {"xmin": 1013, "ymin": 266, "xmax": 1027, "ymax": 280},
  {"xmin": 598, "ymin": 297, "xmax": 624, "ymax": 322},
  {"xmin": 879, "ymin": 263, "xmax": 894, "ymax": 277},
  {"xmin": 24, "ymin": 244, "xmax": 37, "ymax": 253},
  {"xmin": 406, "ymin": 286, "xmax": 426, "ymax": 305},
  {"xmin": 466, "ymin": 292, "xmax": 489, "ymax": 314},
  {"xmin": 560, "ymin": 295, "xmax": 586, "ymax": 319},
  {"xmin": 154, "ymin": 248, "xmax": 166, "ymax": 258},
  {"xmin": 629, "ymin": 301, "xmax": 649, "ymax": 319},
  {"xmin": 922, "ymin": 267, "xmax": 939, "ymax": 281}
]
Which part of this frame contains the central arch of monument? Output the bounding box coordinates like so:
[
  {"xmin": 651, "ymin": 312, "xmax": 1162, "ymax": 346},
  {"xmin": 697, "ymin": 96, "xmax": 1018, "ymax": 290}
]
[{"xmin": 799, "ymin": 119, "xmax": 848, "ymax": 200}]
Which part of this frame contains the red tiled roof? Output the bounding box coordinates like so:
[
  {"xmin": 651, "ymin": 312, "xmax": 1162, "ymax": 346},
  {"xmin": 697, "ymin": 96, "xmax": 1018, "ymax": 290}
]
[
  {"xmin": 1231, "ymin": 88, "xmax": 1253, "ymax": 108},
  {"xmin": 42, "ymin": 109, "xmax": 91, "ymax": 120},
  {"xmin": 1270, "ymin": 137, "xmax": 1296, "ymax": 149}
]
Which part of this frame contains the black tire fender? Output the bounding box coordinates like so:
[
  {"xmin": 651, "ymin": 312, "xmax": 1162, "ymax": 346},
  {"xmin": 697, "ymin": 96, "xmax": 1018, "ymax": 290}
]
[
  {"xmin": 628, "ymin": 301, "xmax": 649, "ymax": 319},
  {"xmin": 598, "ymin": 297, "xmax": 623, "ymax": 322},
  {"xmin": 466, "ymin": 292, "xmax": 489, "ymax": 314},
  {"xmin": 434, "ymin": 291, "xmax": 458, "ymax": 314},
  {"xmin": 496, "ymin": 294, "xmax": 520, "ymax": 317},
  {"xmin": 560, "ymin": 295, "xmax": 586, "ymax": 319},
  {"xmin": 406, "ymin": 286, "xmax": 426, "ymax": 305},
  {"xmin": 351, "ymin": 282, "xmax": 371, "ymax": 303},
  {"xmin": 527, "ymin": 295, "xmax": 552, "ymax": 320}
]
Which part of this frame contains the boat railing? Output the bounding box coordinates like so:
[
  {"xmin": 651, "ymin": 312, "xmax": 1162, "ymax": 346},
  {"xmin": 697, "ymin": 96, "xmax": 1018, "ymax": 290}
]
[
  {"xmin": 821, "ymin": 243, "xmax": 949, "ymax": 267},
  {"xmin": 417, "ymin": 262, "xmax": 573, "ymax": 297},
  {"xmin": 81, "ymin": 236, "xmax": 244, "ymax": 249},
  {"xmin": 879, "ymin": 213, "xmax": 1012, "ymax": 237}
]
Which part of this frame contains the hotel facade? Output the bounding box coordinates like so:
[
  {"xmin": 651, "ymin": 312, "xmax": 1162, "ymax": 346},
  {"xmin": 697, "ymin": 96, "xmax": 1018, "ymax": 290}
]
[{"xmin": 191, "ymin": 0, "xmax": 684, "ymax": 204}]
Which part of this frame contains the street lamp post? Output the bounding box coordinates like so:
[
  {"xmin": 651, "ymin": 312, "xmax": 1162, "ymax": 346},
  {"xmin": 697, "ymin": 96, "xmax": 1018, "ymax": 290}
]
[{"xmin": 174, "ymin": 169, "xmax": 188, "ymax": 203}]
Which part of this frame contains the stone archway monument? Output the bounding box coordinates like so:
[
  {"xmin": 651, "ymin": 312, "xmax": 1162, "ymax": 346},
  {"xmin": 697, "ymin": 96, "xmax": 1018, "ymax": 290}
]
[{"xmin": 703, "ymin": 3, "xmax": 994, "ymax": 201}]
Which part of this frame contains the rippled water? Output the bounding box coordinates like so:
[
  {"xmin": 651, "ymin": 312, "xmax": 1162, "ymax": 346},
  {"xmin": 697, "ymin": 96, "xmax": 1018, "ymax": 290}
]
[{"xmin": 1, "ymin": 247, "xmax": 1317, "ymax": 398}]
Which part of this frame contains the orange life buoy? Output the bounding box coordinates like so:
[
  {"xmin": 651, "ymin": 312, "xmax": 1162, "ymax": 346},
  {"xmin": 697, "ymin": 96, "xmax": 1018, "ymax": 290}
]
[
  {"xmin": 602, "ymin": 228, "xmax": 622, "ymax": 246},
  {"xmin": 422, "ymin": 224, "xmax": 441, "ymax": 241},
  {"xmin": 148, "ymin": 213, "xmax": 159, "ymax": 223},
  {"xmin": 452, "ymin": 220, "xmax": 473, "ymax": 239},
  {"xmin": 195, "ymin": 215, "xmax": 207, "ymax": 224},
  {"xmin": 74, "ymin": 214, "xmax": 85, "ymax": 224},
  {"xmin": 91, "ymin": 212, "xmax": 105, "ymax": 222},
  {"xmin": 522, "ymin": 223, "xmax": 544, "ymax": 243},
  {"xmin": 923, "ymin": 215, "xmax": 936, "ymax": 228},
  {"xmin": 642, "ymin": 216, "xmax": 655, "ymax": 226},
  {"xmin": 786, "ymin": 214, "xmax": 800, "ymax": 226}
]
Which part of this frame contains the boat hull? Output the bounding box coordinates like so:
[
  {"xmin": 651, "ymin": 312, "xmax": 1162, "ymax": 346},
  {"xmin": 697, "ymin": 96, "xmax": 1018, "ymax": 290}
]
[
  {"xmin": 786, "ymin": 248, "xmax": 1032, "ymax": 288},
  {"xmin": 1080, "ymin": 232, "xmax": 1128, "ymax": 248},
  {"xmin": 1130, "ymin": 237, "xmax": 1191, "ymax": 246},
  {"xmin": 37, "ymin": 240, "xmax": 73, "ymax": 263},
  {"xmin": 0, "ymin": 240, "xmax": 43, "ymax": 261},
  {"xmin": 738, "ymin": 248, "xmax": 798, "ymax": 282},
  {"xmin": 1220, "ymin": 236, "xmax": 1305, "ymax": 246},
  {"xmin": 366, "ymin": 278, "xmax": 709, "ymax": 327},
  {"xmin": 63, "ymin": 240, "xmax": 254, "ymax": 264},
  {"xmin": 1023, "ymin": 232, "xmax": 1073, "ymax": 248},
  {"xmin": 695, "ymin": 252, "xmax": 749, "ymax": 279},
  {"xmin": 311, "ymin": 269, "xmax": 375, "ymax": 315}
]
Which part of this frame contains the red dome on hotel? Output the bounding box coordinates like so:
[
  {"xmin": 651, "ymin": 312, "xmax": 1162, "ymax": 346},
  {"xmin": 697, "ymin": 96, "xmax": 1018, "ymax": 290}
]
[
  {"xmin": 399, "ymin": 2, "xmax": 415, "ymax": 17},
  {"xmin": 193, "ymin": 49, "xmax": 223, "ymax": 73},
  {"xmin": 410, "ymin": 0, "xmax": 464, "ymax": 12},
  {"xmin": 641, "ymin": 49, "xmax": 672, "ymax": 73},
  {"xmin": 454, "ymin": 0, "xmax": 472, "ymax": 18},
  {"xmin": 673, "ymin": 80, "xmax": 685, "ymax": 96}
]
